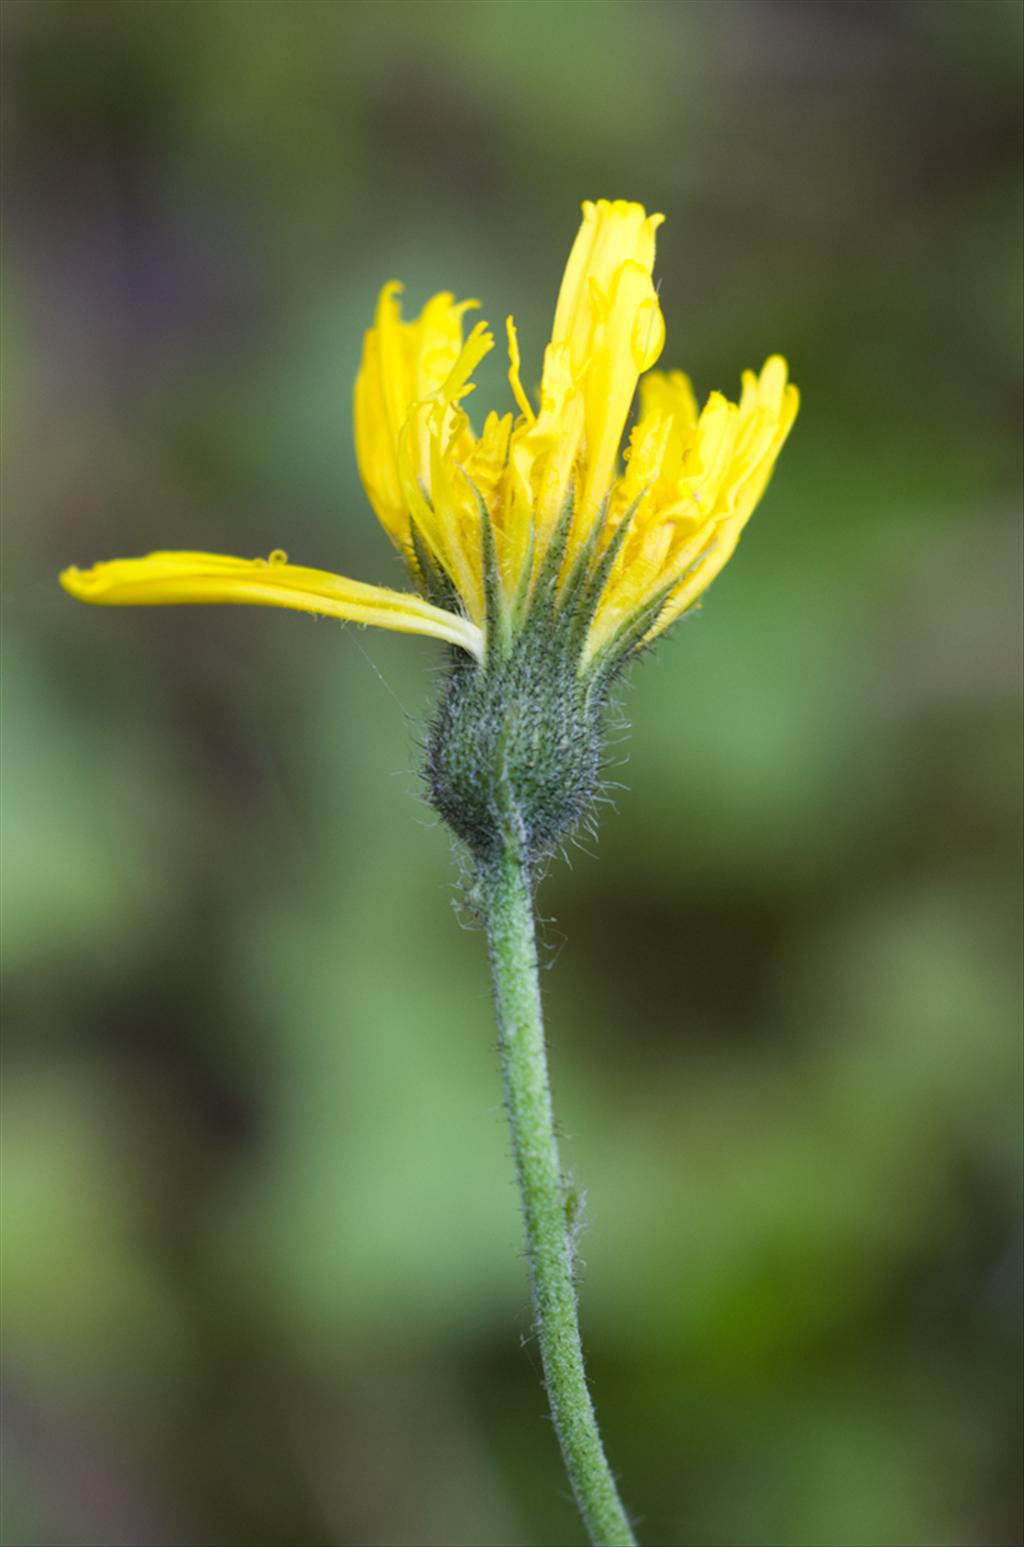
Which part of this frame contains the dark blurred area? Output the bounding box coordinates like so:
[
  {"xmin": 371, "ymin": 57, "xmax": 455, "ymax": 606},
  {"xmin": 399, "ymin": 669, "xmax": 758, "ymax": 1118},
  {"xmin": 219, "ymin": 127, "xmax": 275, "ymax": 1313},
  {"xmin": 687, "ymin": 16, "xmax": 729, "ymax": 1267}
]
[{"xmin": 2, "ymin": 2, "xmax": 1022, "ymax": 1544}]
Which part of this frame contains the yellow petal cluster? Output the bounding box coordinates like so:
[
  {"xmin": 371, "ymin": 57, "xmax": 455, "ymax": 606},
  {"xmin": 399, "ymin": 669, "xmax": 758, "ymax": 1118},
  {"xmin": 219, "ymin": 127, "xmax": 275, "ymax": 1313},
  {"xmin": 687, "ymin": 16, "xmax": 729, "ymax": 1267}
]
[
  {"xmin": 61, "ymin": 199, "xmax": 797, "ymax": 668},
  {"xmin": 353, "ymin": 197, "xmax": 797, "ymax": 663},
  {"xmin": 588, "ymin": 353, "xmax": 799, "ymax": 656}
]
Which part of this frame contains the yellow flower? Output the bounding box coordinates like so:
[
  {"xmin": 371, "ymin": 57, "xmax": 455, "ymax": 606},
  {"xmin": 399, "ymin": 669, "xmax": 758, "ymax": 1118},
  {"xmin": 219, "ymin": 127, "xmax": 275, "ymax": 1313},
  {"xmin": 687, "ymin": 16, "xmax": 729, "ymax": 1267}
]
[{"xmin": 61, "ymin": 199, "xmax": 798, "ymax": 671}]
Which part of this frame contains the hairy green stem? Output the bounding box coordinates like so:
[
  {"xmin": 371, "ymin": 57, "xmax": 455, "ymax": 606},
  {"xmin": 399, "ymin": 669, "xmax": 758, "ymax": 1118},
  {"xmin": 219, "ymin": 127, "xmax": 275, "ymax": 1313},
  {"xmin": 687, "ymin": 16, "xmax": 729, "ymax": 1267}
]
[{"xmin": 482, "ymin": 842, "xmax": 636, "ymax": 1547}]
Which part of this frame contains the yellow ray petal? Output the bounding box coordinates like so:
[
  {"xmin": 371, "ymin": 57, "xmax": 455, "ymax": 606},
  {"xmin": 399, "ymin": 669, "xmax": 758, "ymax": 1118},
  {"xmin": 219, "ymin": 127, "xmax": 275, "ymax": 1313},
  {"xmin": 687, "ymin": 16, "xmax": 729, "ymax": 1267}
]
[
  {"xmin": 546, "ymin": 202, "xmax": 666, "ymax": 546},
  {"xmin": 551, "ymin": 199, "xmax": 664, "ymax": 369},
  {"xmin": 637, "ymin": 369, "xmax": 699, "ymax": 444},
  {"xmin": 60, "ymin": 551, "xmax": 483, "ymax": 657},
  {"xmin": 506, "ymin": 341, "xmax": 585, "ymax": 586},
  {"xmin": 395, "ymin": 318, "xmax": 495, "ymax": 620},
  {"xmin": 575, "ymin": 258, "xmax": 665, "ymax": 532},
  {"xmin": 353, "ymin": 283, "xmax": 480, "ymax": 550}
]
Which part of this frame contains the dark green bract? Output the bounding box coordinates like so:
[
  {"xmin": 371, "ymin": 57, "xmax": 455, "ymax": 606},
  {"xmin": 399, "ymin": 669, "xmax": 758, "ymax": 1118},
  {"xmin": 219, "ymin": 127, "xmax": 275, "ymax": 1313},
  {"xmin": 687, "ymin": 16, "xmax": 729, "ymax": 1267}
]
[{"xmin": 427, "ymin": 636, "xmax": 608, "ymax": 867}]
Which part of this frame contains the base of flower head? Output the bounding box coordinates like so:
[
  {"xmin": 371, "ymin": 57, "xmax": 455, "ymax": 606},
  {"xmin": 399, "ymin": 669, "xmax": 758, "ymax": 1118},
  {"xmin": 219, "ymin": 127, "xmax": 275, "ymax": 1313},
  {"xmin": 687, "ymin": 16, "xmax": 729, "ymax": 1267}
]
[
  {"xmin": 425, "ymin": 629, "xmax": 610, "ymax": 870},
  {"xmin": 424, "ymin": 483, "xmax": 666, "ymax": 869}
]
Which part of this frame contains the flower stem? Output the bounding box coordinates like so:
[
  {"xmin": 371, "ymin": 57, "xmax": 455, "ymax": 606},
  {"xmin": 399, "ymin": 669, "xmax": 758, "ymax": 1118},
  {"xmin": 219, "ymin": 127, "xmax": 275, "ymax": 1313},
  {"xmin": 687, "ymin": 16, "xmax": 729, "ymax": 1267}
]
[{"xmin": 482, "ymin": 840, "xmax": 636, "ymax": 1547}]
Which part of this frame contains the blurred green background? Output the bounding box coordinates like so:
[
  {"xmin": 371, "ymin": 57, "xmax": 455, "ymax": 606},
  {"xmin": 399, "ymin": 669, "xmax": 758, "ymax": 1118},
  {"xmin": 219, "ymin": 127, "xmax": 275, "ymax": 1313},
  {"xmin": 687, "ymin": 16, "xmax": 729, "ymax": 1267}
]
[{"xmin": 3, "ymin": 2, "xmax": 1021, "ymax": 1544}]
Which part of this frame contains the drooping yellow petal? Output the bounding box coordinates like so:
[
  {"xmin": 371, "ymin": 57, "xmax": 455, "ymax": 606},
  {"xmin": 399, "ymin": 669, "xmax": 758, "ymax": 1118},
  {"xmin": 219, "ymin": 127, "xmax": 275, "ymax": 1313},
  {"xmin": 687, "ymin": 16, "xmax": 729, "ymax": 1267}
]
[{"xmin": 60, "ymin": 551, "xmax": 483, "ymax": 657}]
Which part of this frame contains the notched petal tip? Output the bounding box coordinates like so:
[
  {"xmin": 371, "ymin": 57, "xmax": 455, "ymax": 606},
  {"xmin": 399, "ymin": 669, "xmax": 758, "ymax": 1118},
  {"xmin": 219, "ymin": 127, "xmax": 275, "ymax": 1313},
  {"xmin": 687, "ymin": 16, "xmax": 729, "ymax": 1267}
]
[
  {"xmin": 374, "ymin": 279, "xmax": 404, "ymax": 323},
  {"xmin": 757, "ymin": 354, "xmax": 789, "ymax": 408},
  {"xmin": 59, "ymin": 564, "xmax": 94, "ymax": 599}
]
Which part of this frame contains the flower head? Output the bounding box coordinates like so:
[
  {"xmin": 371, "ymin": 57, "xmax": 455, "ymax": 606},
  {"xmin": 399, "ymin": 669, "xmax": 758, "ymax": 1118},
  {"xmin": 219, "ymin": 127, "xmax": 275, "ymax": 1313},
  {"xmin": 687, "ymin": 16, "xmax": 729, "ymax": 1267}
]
[
  {"xmin": 61, "ymin": 200, "xmax": 798, "ymax": 862},
  {"xmin": 350, "ymin": 198, "xmax": 797, "ymax": 673},
  {"xmin": 62, "ymin": 198, "xmax": 797, "ymax": 677}
]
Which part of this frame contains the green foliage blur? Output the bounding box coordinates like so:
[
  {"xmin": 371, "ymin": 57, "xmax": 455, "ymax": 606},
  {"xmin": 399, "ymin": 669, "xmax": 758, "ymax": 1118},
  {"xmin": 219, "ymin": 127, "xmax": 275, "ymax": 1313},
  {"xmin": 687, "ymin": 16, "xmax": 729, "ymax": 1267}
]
[{"xmin": 3, "ymin": 2, "xmax": 1021, "ymax": 1544}]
